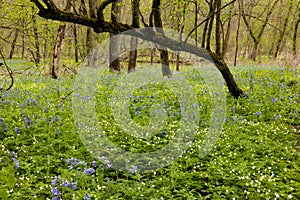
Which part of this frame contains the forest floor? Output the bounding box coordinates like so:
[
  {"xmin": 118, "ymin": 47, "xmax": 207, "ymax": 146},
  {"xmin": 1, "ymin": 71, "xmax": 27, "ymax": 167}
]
[{"xmin": 0, "ymin": 60, "xmax": 299, "ymax": 199}]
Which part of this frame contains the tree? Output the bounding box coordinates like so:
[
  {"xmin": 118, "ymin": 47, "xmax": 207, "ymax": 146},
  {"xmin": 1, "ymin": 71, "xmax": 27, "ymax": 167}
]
[
  {"xmin": 109, "ymin": 0, "xmax": 122, "ymax": 71},
  {"xmin": 128, "ymin": 0, "xmax": 140, "ymax": 72},
  {"xmin": 293, "ymin": 9, "xmax": 300, "ymax": 55},
  {"xmin": 273, "ymin": 0, "xmax": 293, "ymax": 58},
  {"xmin": 150, "ymin": 0, "xmax": 171, "ymax": 77},
  {"xmin": 241, "ymin": 0, "xmax": 279, "ymax": 61},
  {"xmin": 87, "ymin": 0, "xmax": 97, "ymax": 66},
  {"xmin": 30, "ymin": 0, "xmax": 244, "ymax": 99},
  {"xmin": 52, "ymin": 0, "xmax": 72, "ymax": 78}
]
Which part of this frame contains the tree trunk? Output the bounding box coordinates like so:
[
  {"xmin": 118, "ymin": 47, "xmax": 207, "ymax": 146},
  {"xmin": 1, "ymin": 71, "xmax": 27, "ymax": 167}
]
[
  {"xmin": 241, "ymin": 0, "xmax": 279, "ymax": 61},
  {"xmin": 31, "ymin": 0, "xmax": 244, "ymax": 99},
  {"xmin": 109, "ymin": 0, "xmax": 122, "ymax": 71},
  {"xmin": 73, "ymin": 24, "xmax": 79, "ymax": 63},
  {"xmin": 21, "ymin": 31, "xmax": 25, "ymax": 59},
  {"xmin": 273, "ymin": 1, "xmax": 292, "ymax": 58},
  {"xmin": 222, "ymin": 5, "xmax": 233, "ymax": 59},
  {"xmin": 151, "ymin": 0, "xmax": 171, "ymax": 77},
  {"xmin": 43, "ymin": 23, "xmax": 48, "ymax": 62},
  {"xmin": 194, "ymin": 1, "xmax": 198, "ymax": 46},
  {"xmin": 32, "ymin": 13, "xmax": 41, "ymax": 64},
  {"xmin": 128, "ymin": 0, "xmax": 139, "ymax": 72},
  {"xmin": 206, "ymin": 0, "xmax": 216, "ymax": 51},
  {"xmin": 234, "ymin": 1, "xmax": 241, "ymax": 66},
  {"xmin": 215, "ymin": 0, "xmax": 222, "ymax": 57},
  {"xmin": 86, "ymin": 0, "xmax": 97, "ymax": 66},
  {"xmin": 52, "ymin": 0, "xmax": 71, "ymax": 78},
  {"xmin": 293, "ymin": 12, "xmax": 300, "ymax": 55},
  {"xmin": 9, "ymin": 31, "xmax": 18, "ymax": 59}
]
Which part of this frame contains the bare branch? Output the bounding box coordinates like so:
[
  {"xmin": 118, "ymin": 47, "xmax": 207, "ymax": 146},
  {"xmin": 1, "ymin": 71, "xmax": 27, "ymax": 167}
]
[{"xmin": 185, "ymin": 0, "xmax": 237, "ymax": 43}]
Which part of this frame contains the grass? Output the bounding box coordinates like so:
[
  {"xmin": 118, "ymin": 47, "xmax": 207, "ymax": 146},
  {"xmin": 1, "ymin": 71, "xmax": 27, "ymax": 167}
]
[{"xmin": 0, "ymin": 63, "xmax": 299, "ymax": 199}]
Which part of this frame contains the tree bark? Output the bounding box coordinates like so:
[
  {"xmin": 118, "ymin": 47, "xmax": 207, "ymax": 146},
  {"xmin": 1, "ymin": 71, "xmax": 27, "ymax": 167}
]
[
  {"xmin": 293, "ymin": 11, "xmax": 300, "ymax": 55},
  {"xmin": 86, "ymin": 0, "xmax": 97, "ymax": 66},
  {"xmin": 128, "ymin": 0, "xmax": 139, "ymax": 72},
  {"xmin": 52, "ymin": 0, "xmax": 72, "ymax": 78},
  {"xmin": 206, "ymin": 0, "xmax": 215, "ymax": 51},
  {"xmin": 32, "ymin": 13, "xmax": 41, "ymax": 64},
  {"xmin": 215, "ymin": 0, "xmax": 222, "ymax": 57},
  {"xmin": 109, "ymin": 0, "xmax": 122, "ymax": 71},
  {"xmin": 150, "ymin": 0, "xmax": 171, "ymax": 77},
  {"xmin": 222, "ymin": 4, "xmax": 233, "ymax": 59},
  {"xmin": 9, "ymin": 31, "xmax": 18, "ymax": 59},
  {"xmin": 73, "ymin": 24, "xmax": 79, "ymax": 62},
  {"xmin": 234, "ymin": 1, "xmax": 241, "ymax": 66}
]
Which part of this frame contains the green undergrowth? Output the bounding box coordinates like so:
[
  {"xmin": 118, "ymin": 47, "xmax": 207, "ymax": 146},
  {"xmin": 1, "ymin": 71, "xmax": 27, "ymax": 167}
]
[{"xmin": 0, "ymin": 65, "xmax": 299, "ymax": 199}]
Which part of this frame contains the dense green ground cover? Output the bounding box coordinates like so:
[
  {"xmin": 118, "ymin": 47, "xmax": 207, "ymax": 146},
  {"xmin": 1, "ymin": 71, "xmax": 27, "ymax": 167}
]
[{"xmin": 0, "ymin": 63, "xmax": 299, "ymax": 199}]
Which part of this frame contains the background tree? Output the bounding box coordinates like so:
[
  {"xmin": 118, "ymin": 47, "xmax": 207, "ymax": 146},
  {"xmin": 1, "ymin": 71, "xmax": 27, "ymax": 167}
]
[
  {"xmin": 52, "ymin": 0, "xmax": 71, "ymax": 78},
  {"xmin": 128, "ymin": 0, "xmax": 140, "ymax": 72},
  {"xmin": 109, "ymin": 0, "xmax": 122, "ymax": 71}
]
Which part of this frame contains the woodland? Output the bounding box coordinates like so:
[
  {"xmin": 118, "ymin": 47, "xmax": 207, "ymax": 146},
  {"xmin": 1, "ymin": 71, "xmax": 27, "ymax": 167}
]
[{"xmin": 0, "ymin": 0, "xmax": 299, "ymax": 199}]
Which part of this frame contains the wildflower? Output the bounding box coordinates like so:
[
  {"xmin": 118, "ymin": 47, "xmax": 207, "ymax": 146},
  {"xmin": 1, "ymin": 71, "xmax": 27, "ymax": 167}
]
[
  {"xmin": 51, "ymin": 187, "xmax": 60, "ymax": 196},
  {"xmin": 271, "ymin": 98, "xmax": 277, "ymax": 103},
  {"xmin": 61, "ymin": 180, "xmax": 69, "ymax": 187},
  {"xmin": 15, "ymin": 127, "xmax": 21, "ymax": 134},
  {"xmin": 32, "ymin": 99, "xmax": 38, "ymax": 106},
  {"xmin": 274, "ymin": 115, "xmax": 280, "ymax": 120},
  {"xmin": 130, "ymin": 165, "xmax": 138, "ymax": 173},
  {"xmin": 24, "ymin": 117, "xmax": 31, "ymax": 128},
  {"xmin": 66, "ymin": 158, "xmax": 80, "ymax": 166},
  {"xmin": 104, "ymin": 159, "xmax": 111, "ymax": 168},
  {"xmin": 0, "ymin": 118, "xmax": 4, "ymax": 122},
  {"xmin": 69, "ymin": 181, "xmax": 77, "ymax": 190},
  {"xmin": 83, "ymin": 168, "xmax": 95, "ymax": 174},
  {"xmin": 52, "ymin": 176, "xmax": 58, "ymax": 186},
  {"xmin": 68, "ymin": 165, "xmax": 73, "ymax": 170},
  {"xmin": 26, "ymin": 98, "xmax": 31, "ymax": 105},
  {"xmin": 83, "ymin": 193, "xmax": 91, "ymax": 200},
  {"xmin": 161, "ymin": 130, "xmax": 166, "ymax": 136},
  {"xmin": 255, "ymin": 112, "xmax": 262, "ymax": 117},
  {"xmin": 231, "ymin": 116, "xmax": 236, "ymax": 121},
  {"xmin": 92, "ymin": 161, "xmax": 97, "ymax": 167},
  {"xmin": 53, "ymin": 196, "xmax": 62, "ymax": 200},
  {"xmin": 11, "ymin": 158, "xmax": 19, "ymax": 169},
  {"xmin": 57, "ymin": 130, "xmax": 61, "ymax": 136}
]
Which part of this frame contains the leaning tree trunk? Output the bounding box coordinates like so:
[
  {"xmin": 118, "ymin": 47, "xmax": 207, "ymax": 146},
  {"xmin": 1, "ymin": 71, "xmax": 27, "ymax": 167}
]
[{"xmin": 30, "ymin": 0, "xmax": 244, "ymax": 99}]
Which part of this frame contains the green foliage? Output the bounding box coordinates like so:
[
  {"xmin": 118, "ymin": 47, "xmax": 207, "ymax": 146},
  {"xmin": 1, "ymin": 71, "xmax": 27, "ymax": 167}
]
[{"xmin": 0, "ymin": 64, "xmax": 299, "ymax": 199}]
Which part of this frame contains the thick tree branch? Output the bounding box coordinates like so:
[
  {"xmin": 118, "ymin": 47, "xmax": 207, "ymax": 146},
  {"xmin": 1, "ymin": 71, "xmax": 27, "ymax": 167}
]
[
  {"xmin": 30, "ymin": 0, "xmax": 46, "ymax": 11},
  {"xmin": 97, "ymin": 0, "xmax": 118, "ymax": 24},
  {"xmin": 31, "ymin": 0, "xmax": 243, "ymax": 98}
]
